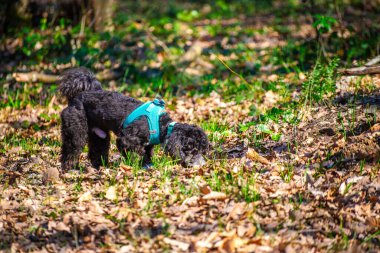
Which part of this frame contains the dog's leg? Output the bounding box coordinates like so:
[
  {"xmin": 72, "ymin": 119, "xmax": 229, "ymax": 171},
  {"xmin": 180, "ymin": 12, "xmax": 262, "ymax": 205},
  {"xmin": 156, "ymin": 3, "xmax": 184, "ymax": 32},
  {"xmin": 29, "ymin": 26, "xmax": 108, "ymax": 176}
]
[
  {"xmin": 61, "ymin": 105, "xmax": 88, "ymax": 171},
  {"xmin": 142, "ymin": 145, "xmax": 154, "ymax": 169},
  {"xmin": 88, "ymin": 130, "xmax": 110, "ymax": 168}
]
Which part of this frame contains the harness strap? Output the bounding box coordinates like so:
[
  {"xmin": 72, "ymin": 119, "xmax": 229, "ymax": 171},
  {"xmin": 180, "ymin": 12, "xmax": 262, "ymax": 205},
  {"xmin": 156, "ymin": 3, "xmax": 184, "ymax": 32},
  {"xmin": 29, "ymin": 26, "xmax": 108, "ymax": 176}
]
[
  {"xmin": 167, "ymin": 121, "xmax": 177, "ymax": 138},
  {"xmin": 122, "ymin": 98, "xmax": 176, "ymax": 145}
]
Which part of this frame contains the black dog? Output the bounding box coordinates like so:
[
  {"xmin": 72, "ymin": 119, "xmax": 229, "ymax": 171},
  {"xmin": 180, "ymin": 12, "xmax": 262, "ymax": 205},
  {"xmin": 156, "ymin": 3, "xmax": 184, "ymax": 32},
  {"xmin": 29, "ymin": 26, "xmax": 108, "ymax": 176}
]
[{"xmin": 58, "ymin": 67, "xmax": 209, "ymax": 171}]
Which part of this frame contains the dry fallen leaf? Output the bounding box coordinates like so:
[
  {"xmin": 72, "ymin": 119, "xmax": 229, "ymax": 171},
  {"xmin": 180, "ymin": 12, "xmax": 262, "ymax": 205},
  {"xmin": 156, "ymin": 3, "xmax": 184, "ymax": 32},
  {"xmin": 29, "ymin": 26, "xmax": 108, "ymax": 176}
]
[
  {"xmin": 218, "ymin": 236, "xmax": 246, "ymax": 253},
  {"xmin": 55, "ymin": 222, "xmax": 71, "ymax": 233},
  {"xmin": 228, "ymin": 202, "xmax": 246, "ymax": 220},
  {"xmin": 78, "ymin": 191, "xmax": 92, "ymax": 202},
  {"xmin": 182, "ymin": 196, "xmax": 200, "ymax": 207},
  {"xmin": 339, "ymin": 182, "xmax": 347, "ymax": 195},
  {"xmin": 105, "ymin": 186, "xmax": 117, "ymax": 201},
  {"xmin": 202, "ymin": 191, "xmax": 227, "ymax": 200},
  {"xmin": 17, "ymin": 184, "xmax": 31, "ymax": 195},
  {"xmin": 42, "ymin": 167, "xmax": 60, "ymax": 184},
  {"xmin": 199, "ymin": 184, "xmax": 212, "ymax": 195},
  {"xmin": 246, "ymin": 148, "xmax": 270, "ymax": 165},
  {"xmin": 370, "ymin": 123, "xmax": 380, "ymax": 132},
  {"xmin": 163, "ymin": 238, "xmax": 190, "ymax": 251},
  {"xmin": 119, "ymin": 163, "xmax": 133, "ymax": 173},
  {"xmin": 196, "ymin": 241, "xmax": 213, "ymax": 249},
  {"xmin": 219, "ymin": 237, "xmax": 235, "ymax": 253}
]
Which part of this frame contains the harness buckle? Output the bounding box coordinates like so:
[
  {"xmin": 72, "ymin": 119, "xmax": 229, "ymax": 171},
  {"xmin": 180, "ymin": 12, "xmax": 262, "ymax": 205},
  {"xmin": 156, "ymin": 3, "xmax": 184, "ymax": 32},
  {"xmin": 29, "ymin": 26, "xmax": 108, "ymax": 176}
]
[{"xmin": 153, "ymin": 98, "xmax": 165, "ymax": 107}]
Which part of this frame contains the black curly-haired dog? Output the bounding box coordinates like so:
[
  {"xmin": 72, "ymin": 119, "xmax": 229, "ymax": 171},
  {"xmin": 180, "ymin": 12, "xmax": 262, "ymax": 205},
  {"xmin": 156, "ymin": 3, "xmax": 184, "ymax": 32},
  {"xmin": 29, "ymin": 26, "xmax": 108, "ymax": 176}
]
[{"xmin": 59, "ymin": 67, "xmax": 209, "ymax": 171}]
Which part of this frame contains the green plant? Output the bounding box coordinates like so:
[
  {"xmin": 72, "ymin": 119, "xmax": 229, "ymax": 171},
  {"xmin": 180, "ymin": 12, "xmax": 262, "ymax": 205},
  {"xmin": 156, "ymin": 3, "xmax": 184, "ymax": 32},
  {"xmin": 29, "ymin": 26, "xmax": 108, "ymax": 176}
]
[
  {"xmin": 206, "ymin": 165, "xmax": 260, "ymax": 203},
  {"xmin": 279, "ymin": 164, "xmax": 294, "ymax": 183},
  {"xmin": 177, "ymin": 10, "xmax": 199, "ymax": 22},
  {"xmin": 302, "ymin": 58, "xmax": 340, "ymax": 107},
  {"xmin": 338, "ymin": 111, "xmax": 347, "ymax": 140},
  {"xmin": 363, "ymin": 230, "xmax": 380, "ymax": 243},
  {"xmin": 201, "ymin": 119, "xmax": 231, "ymax": 144},
  {"xmin": 121, "ymin": 151, "xmax": 143, "ymax": 173},
  {"xmin": 313, "ymin": 15, "xmax": 337, "ymax": 34},
  {"xmin": 338, "ymin": 216, "xmax": 349, "ymax": 250}
]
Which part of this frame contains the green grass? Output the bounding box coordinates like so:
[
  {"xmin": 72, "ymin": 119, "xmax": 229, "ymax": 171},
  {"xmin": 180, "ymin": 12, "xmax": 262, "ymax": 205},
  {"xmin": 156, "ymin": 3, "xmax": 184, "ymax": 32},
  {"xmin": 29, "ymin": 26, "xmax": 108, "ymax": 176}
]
[
  {"xmin": 206, "ymin": 164, "xmax": 260, "ymax": 203},
  {"xmin": 2, "ymin": 135, "xmax": 39, "ymax": 154},
  {"xmin": 279, "ymin": 164, "xmax": 294, "ymax": 183},
  {"xmin": 302, "ymin": 57, "xmax": 340, "ymax": 108},
  {"xmin": 0, "ymin": 83, "xmax": 58, "ymax": 109},
  {"xmin": 120, "ymin": 151, "xmax": 143, "ymax": 172},
  {"xmin": 201, "ymin": 119, "xmax": 232, "ymax": 144}
]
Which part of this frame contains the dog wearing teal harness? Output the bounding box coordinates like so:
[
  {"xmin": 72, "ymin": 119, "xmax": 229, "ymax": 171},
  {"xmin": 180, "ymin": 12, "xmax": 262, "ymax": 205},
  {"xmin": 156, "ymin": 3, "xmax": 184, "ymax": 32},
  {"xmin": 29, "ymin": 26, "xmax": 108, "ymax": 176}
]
[
  {"xmin": 119, "ymin": 98, "xmax": 207, "ymax": 168},
  {"xmin": 58, "ymin": 67, "xmax": 209, "ymax": 171}
]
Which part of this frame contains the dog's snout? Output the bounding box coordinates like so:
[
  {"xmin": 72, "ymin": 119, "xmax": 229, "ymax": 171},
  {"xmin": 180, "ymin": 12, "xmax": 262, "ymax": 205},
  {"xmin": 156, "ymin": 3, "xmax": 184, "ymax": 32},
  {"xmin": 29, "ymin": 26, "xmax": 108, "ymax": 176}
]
[{"xmin": 189, "ymin": 154, "xmax": 206, "ymax": 167}]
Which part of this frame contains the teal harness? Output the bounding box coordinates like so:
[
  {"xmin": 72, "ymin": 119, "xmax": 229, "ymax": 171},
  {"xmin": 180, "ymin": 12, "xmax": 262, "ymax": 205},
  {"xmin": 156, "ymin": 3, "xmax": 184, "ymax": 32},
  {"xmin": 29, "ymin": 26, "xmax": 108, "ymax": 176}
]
[{"xmin": 122, "ymin": 98, "xmax": 176, "ymax": 145}]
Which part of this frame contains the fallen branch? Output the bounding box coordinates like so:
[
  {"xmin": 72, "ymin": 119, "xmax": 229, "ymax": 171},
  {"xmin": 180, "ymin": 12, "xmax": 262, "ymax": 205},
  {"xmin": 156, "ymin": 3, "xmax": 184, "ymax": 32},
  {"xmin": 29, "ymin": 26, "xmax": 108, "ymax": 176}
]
[
  {"xmin": 339, "ymin": 65, "xmax": 380, "ymax": 75},
  {"xmin": 12, "ymin": 72, "xmax": 58, "ymax": 83},
  {"xmin": 365, "ymin": 55, "xmax": 380, "ymax": 66},
  {"xmin": 12, "ymin": 69, "xmax": 124, "ymax": 83}
]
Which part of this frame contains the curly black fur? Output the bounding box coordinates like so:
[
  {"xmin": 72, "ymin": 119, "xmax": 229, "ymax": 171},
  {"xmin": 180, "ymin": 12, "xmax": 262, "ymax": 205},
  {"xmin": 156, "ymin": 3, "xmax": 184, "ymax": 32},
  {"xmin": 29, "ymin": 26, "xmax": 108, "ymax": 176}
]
[
  {"xmin": 58, "ymin": 67, "xmax": 102, "ymax": 101},
  {"xmin": 59, "ymin": 67, "xmax": 209, "ymax": 171}
]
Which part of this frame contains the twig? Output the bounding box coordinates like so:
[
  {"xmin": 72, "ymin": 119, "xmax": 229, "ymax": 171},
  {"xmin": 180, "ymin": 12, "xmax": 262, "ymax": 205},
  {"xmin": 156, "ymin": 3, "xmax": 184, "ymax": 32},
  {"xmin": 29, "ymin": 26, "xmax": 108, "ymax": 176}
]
[
  {"xmin": 339, "ymin": 65, "xmax": 380, "ymax": 75},
  {"xmin": 12, "ymin": 72, "xmax": 58, "ymax": 83},
  {"xmin": 365, "ymin": 55, "xmax": 380, "ymax": 67},
  {"xmin": 12, "ymin": 69, "xmax": 123, "ymax": 83},
  {"xmin": 215, "ymin": 55, "xmax": 250, "ymax": 85}
]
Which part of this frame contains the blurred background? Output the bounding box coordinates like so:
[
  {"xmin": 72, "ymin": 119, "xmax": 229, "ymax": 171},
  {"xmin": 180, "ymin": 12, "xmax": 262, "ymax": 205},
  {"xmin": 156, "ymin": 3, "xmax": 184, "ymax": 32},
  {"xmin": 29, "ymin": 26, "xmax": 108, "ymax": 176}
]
[{"xmin": 0, "ymin": 0, "xmax": 379, "ymax": 104}]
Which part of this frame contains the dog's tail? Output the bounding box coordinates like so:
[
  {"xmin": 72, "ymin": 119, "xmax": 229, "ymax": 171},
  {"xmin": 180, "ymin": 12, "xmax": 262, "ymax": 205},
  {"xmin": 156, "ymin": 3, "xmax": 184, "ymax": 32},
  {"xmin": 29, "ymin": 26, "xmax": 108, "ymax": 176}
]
[{"xmin": 58, "ymin": 67, "xmax": 102, "ymax": 101}]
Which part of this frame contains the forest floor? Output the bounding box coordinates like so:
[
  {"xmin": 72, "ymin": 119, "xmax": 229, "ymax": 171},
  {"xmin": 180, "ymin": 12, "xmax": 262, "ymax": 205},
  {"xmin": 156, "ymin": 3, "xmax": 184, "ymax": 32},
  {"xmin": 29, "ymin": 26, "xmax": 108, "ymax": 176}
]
[{"xmin": 1, "ymin": 1, "xmax": 380, "ymax": 252}]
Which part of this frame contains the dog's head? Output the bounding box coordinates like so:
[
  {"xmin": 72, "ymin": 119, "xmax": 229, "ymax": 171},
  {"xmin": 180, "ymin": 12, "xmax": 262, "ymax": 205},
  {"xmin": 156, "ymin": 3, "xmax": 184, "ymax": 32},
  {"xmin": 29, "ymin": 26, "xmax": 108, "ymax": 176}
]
[
  {"xmin": 116, "ymin": 130, "xmax": 146, "ymax": 156},
  {"xmin": 164, "ymin": 123, "xmax": 209, "ymax": 167}
]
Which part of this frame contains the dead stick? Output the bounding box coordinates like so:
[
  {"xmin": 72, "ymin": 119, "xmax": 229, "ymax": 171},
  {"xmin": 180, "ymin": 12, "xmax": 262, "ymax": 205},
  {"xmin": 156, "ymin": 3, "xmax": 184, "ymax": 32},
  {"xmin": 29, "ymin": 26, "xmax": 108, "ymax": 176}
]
[
  {"xmin": 365, "ymin": 55, "xmax": 380, "ymax": 67},
  {"xmin": 12, "ymin": 69, "xmax": 123, "ymax": 83},
  {"xmin": 339, "ymin": 65, "xmax": 380, "ymax": 75},
  {"xmin": 12, "ymin": 72, "xmax": 58, "ymax": 83}
]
